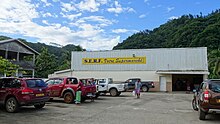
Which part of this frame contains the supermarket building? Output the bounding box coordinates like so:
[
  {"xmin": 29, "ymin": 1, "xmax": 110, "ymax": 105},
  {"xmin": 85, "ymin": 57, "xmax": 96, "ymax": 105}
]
[{"xmin": 49, "ymin": 47, "xmax": 209, "ymax": 92}]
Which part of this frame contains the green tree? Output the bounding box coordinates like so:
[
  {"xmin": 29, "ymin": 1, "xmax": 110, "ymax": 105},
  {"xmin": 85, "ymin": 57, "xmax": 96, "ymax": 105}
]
[
  {"xmin": 35, "ymin": 47, "xmax": 58, "ymax": 78},
  {"xmin": 208, "ymin": 49, "xmax": 220, "ymax": 78},
  {"xmin": 0, "ymin": 56, "xmax": 19, "ymax": 77}
]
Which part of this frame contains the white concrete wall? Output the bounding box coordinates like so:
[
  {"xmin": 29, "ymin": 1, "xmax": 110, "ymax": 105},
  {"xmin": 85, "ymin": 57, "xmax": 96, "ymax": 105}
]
[
  {"xmin": 71, "ymin": 71, "xmax": 158, "ymax": 82},
  {"xmin": 49, "ymin": 70, "xmax": 163, "ymax": 91}
]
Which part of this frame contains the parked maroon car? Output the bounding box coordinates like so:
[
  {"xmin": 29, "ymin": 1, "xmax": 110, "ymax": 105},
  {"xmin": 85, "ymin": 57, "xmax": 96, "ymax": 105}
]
[
  {"xmin": 0, "ymin": 78, "xmax": 50, "ymax": 113},
  {"xmin": 192, "ymin": 79, "xmax": 220, "ymax": 120},
  {"xmin": 46, "ymin": 77, "xmax": 96, "ymax": 103}
]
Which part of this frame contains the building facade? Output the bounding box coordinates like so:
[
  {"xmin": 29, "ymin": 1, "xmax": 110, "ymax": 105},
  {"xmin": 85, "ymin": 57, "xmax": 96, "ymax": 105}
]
[
  {"xmin": 49, "ymin": 47, "xmax": 209, "ymax": 92},
  {"xmin": 0, "ymin": 39, "xmax": 39, "ymax": 77}
]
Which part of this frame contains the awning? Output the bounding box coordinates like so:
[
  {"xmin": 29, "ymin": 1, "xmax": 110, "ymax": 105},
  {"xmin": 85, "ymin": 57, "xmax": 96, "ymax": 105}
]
[{"xmin": 156, "ymin": 70, "xmax": 209, "ymax": 75}]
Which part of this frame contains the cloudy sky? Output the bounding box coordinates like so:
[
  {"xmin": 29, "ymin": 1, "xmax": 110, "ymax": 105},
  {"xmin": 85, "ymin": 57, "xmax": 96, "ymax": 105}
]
[{"xmin": 0, "ymin": 0, "xmax": 220, "ymax": 50}]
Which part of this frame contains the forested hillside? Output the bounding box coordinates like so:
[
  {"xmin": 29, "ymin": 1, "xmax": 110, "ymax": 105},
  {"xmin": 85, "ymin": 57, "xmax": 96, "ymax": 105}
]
[{"xmin": 113, "ymin": 9, "xmax": 220, "ymax": 78}]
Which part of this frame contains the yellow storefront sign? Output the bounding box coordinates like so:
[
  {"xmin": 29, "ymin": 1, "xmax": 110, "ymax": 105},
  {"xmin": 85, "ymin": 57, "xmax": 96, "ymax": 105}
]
[{"xmin": 82, "ymin": 57, "xmax": 146, "ymax": 64}]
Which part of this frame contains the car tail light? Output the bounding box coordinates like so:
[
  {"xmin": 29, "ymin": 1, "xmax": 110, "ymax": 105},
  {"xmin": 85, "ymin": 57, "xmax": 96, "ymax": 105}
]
[
  {"xmin": 204, "ymin": 90, "xmax": 210, "ymax": 101},
  {"xmin": 22, "ymin": 88, "xmax": 34, "ymax": 94},
  {"xmin": 151, "ymin": 82, "xmax": 154, "ymax": 86}
]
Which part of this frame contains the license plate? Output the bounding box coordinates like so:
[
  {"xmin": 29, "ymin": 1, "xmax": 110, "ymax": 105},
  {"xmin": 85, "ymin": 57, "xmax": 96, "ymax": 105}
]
[
  {"xmin": 36, "ymin": 93, "xmax": 44, "ymax": 97},
  {"xmin": 217, "ymin": 99, "xmax": 220, "ymax": 103}
]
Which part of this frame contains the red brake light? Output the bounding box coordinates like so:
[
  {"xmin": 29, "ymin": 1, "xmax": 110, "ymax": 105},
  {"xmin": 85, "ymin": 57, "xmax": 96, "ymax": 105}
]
[
  {"xmin": 204, "ymin": 90, "xmax": 210, "ymax": 100},
  {"xmin": 22, "ymin": 88, "xmax": 34, "ymax": 94},
  {"xmin": 152, "ymin": 82, "xmax": 154, "ymax": 86}
]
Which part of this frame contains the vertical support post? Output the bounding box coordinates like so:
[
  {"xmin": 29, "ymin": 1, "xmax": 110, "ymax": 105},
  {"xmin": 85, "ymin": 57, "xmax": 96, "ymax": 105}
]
[
  {"xmin": 33, "ymin": 54, "xmax": 35, "ymax": 65},
  {"xmin": 32, "ymin": 69, "xmax": 35, "ymax": 78},
  {"xmin": 33, "ymin": 54, "xmax": 35, "ymax": 78},
  {"xmin": 5, "ymin": 44, "xmax": 8, "ymax": 59},
  {"xmin": 17, "ymin": 52, "xmax": 19, "ymax": 61}
]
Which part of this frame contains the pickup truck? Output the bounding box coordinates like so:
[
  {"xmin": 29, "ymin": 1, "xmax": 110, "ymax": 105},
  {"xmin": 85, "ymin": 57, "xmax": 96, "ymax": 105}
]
[
  {"xmin": 95, "ymin": 78, "xmax": 128, "ymax": 97},
  {"xmin": 125, "ymin": 78, "xmax": 155, "ymax": 92},
  {"xmin": 45, "ymin": 77, "xmax": 96, "ymax": 103}
]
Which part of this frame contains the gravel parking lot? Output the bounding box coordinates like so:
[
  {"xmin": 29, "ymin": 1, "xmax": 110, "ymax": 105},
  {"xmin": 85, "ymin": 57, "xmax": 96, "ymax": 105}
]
[{"xmin": 0, "ymin": 92, "xmax": 220, "ymax": 124}]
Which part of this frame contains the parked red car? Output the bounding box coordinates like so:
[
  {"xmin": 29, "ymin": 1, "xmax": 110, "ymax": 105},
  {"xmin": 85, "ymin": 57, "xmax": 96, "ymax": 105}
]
[
  {"xmin": 0, "ymin": 78, "xmax": 49, "ymax": 113},
  {"xmin": 192, "ymin": 79, "xmax": 220, "ymax": 120},
  {"xmin": 46, "ymin": 77, "xmax": 96, "ymax": 103}
]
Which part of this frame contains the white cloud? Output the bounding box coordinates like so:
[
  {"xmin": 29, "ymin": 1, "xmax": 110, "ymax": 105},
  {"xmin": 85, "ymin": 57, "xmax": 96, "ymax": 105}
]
[
  {"xmin": 81, "ymin": 16, "xmax": 113, "ymax": 25},
  {"xmin": 61, "ymin": 12, "xmax": 82, "ymax": 21},
  {"xmin": 42, "ymin": 20, "xmax": 49, "ymax": 25},
  {"xmin": 112, "ymin": 29, "xmax": 138, "ymax": 34},
  {"xmin": 97, "ymin": 0, "xmax": 108, "ymax": 5},
  {"xmin": 0, "ymin": 0, "xmax": 119, "ymax": 50},
  {"xmin": 107, "ymin": 1, "xmax": 123, "ymax": 14},
  {"xmin": 77, "ymin": 0, "xmax": 101, "ymax": 12},
  {"xmin": 107, "ymin": 1, "xmax": 135, "ymax": 14},
  {"xmin": 112, "ymin": 29, "xmax": 129, "ymax": 33},
  {"xmin": 126, "ymin": 7, "xmax": 136, "ymax": 13},
  {"xmin": 61, "ymin": 2, "xmax": 76, "ymax": 12},
  {"xmin": 81, "ymin": 36, "xmax": 120, "ymax": 50},
  {"xmin": 52, "ymin": 0, "xmax": 59, "ymax": 2},
  {"xmin": 41, "ymin": 0, "xmax": 52, "ymax": 7},
  {"xmin": 0, "ymin": 0, "xmax": 39, "ymax": 22},
  {"xmin": 168, "ymin": 16, "xmax": 179, "ymax": 20},
  {"xmin": 167, "ymin": 7, "xmax": 175, "ymax": 13},
  {"xmin": 139, "ymin": 14, "xmax": 146, "ymax": 18},
  {"xmin": 42, "ymin": 12, "xmax": 52, "ymax": 17},
  {"xmin": 70, "ymin": 15, "xmax": 116, "ymax": 28}
]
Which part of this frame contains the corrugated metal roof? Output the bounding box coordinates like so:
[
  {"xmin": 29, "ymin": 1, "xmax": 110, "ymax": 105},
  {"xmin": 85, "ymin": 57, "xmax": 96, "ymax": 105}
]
[{"xmin": 0, "ymin": 39, "xmax": 39, "ymax": 55}]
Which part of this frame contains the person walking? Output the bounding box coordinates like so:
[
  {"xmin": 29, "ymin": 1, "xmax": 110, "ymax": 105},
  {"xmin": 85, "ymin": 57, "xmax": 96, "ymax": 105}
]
[{"xmin": 135, "ymin": 79, "xmax": 142, "ymax": 98}]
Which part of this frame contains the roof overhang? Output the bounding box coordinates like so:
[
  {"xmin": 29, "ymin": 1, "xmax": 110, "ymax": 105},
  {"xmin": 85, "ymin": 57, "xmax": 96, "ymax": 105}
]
[
  {"xmin": 54, "ymin": 69, "xmax": 72, "ymax": 74},
  {"xmin": 156, "ymin": 70, "xmax": 209, "ymax": 75},
  {"xmin": 0, "ymin": 39, "xmax": 39, "ymax": 55}
]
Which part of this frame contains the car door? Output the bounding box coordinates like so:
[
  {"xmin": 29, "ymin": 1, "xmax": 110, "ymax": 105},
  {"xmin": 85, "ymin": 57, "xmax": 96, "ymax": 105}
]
[
  {"xmin": 46, "ymin": 79, "xmax": 63, "ymax": 97},
  {"xmin": 129, "ymin": 79, "xmax": 137, "ymax": 90},
  {"xmin": 52, "ymin": 79, "xmax": 64, "ymax": 97},
  {"xmin": 127, "ymin": 79, "xmax": 132, "ymax": 90},
  {"xmin": 66, "ymin": 78, "xmax": 79, "ymax": 92},
  {"xmin": 98, "ymin": 79, "xmax": 108, "ymax": 92}
]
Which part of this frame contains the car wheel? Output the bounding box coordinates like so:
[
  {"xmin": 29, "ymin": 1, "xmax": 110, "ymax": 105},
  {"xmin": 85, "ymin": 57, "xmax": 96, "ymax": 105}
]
[
  {"xmin": 192, "ymin": 99, "xmax": 198, "ymax": 111},
  {"xmin": 34, "ymin": 103, "xmax": 45, "ymax": 109},
  {"xmin": 142, "ymin": 86, "xmax": 149, "ymax": 92},
  {"xmin": 64, "ymin": 92, "xmax": 73, "ymax": 104},
  {"xmin": 116, "ymin": 92, "xmax": 121, "ymax": 96},
  {"xmin": 199, "ymin": 108, "xmax": 206, "ymax": 120},
  {"xmin": 110, "ymin": 88, "xmax": 118, "ymax": 97},
  {"xmin": 95, "ymin": 93, "xmax": 100, "ymax": 98},
  {"xmin": 5, "ymin": 97, "xmax": 19, "ymax": 113}
]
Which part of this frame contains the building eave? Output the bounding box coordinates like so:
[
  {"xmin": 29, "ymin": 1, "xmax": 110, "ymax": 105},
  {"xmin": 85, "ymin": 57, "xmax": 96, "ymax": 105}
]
[
  {"xmin": 156, "ymin": 70, "xmax": 209, "ymax": 75},
  {"xmin": 0, "ymin": 39, "xmax": 39, "ymax": 55}
]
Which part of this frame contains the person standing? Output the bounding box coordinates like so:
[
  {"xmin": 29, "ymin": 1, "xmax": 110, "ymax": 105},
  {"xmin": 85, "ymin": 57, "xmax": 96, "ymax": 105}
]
[
  {"xmin": 135, "ymin": 79, "xmax": 142, "ymax": 98},
  {"xmin": 75, "ymin": 81, "xmax": 83, "ymax": 104}
]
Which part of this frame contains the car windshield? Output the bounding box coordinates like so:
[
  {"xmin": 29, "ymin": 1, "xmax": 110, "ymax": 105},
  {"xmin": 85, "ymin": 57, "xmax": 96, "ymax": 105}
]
[
  {"xmin": 210, "ymin": 81, "xmax": 220, "ymax": 93},
  {"xmin": 26, "ymin": 79, "xmax": 47, "ymax": 88}
]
